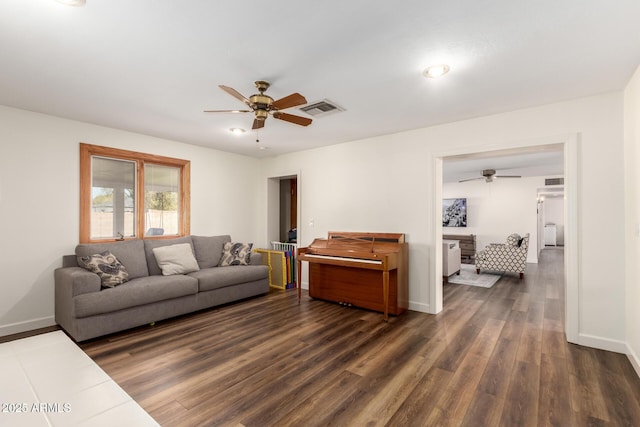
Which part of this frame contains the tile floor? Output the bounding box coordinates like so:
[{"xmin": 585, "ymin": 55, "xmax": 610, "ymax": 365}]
[{"xmin": 0, "ymin": 331, "xmax": 158, "ymax": 426}]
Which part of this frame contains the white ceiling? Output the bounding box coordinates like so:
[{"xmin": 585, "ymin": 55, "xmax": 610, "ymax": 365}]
[
  {"xmin": 443, "ymin": 145, "xmax": 565, "ymax": 183},
  {"xmin": 1, "ymin": 1, "xmax": 639, "ymax": 163}
]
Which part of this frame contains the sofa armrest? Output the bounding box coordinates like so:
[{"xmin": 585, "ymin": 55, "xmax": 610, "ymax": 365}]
[
  {"xmin": 55, "ymin": 267, "xmax": 101, "ymax": 331},
  {"xmin": 55, "ymin": 267, "xmax": 101, "ymax": 297},
  {"xmin": 493, "ymin": 245, "xmax": 525, "ymax": 256},
  {"xmin": 62, "ymin": 254, "xmax": 79, "ymax": 268}
]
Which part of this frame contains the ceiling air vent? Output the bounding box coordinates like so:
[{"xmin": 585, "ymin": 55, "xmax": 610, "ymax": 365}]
[
  {"xmin": 299, "ymin": 99, "xmax": 345, "ymax": 117},
  {"xmin": 545, "ymin": 178, "xmax": 564, "ymax": 186}
]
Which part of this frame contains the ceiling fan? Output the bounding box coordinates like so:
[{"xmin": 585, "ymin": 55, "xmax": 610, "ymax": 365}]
[
  {"xmin": 204, "ymin": 80, "xmax": 312, "ymax": 130},
  {"xmin": 459, "ymin": 169, "xmax": 522, "ymax": 183}
]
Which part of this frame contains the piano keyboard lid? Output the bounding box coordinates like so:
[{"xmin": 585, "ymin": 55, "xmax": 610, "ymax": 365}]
[{"xmin": 303, "ymin": 253, "xmax": 383, "ymax": 264}]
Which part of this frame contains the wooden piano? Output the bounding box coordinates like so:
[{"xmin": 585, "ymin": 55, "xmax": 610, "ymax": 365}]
[{"xmin": 297, "ymin": 231, "xmax": 409, "ymax": 320}]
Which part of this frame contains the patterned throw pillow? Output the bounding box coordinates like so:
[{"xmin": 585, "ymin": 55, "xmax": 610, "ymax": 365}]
[
  {"xmin": 219, "ymin": 242, "xmax": 253, "ymax": 266},
  {"xmin": 77, "ymin": 250, "xmax": 129, "ymax": 288},
  {"xmin": 506, "ymin": 234, "xmax": 521, "ymax": 246}
]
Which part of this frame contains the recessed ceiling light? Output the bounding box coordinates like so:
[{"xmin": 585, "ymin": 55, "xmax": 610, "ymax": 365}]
[
  {"xmin": 423, "ymin": 64, "xmax": 450, "ymax": 79},
  {"xmin": 55, "ymin": 0, "xmax": 86, "ymax": 6},
  {"xmin": 229, "ymin": 128, "xmax": 245, "ymax": 135}
]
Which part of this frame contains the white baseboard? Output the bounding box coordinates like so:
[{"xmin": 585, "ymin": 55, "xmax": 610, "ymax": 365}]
[
  {"xmin": 627, "ymin": 343, "xmax": 640, "ymax": 379},
  {"xmin": 577, "ymin": 333, "xmax": 628, "ymax": 354},
  {"xmin": 0, "ymin": 316, "xmax": 56, "ymax": 338},
  {"xmin": 408, "ymin": 301, "xmax": 430, "ymax": 313}
]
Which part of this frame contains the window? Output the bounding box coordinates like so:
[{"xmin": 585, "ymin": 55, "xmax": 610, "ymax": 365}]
[
  {"xmin": 80, "ymin": 143, "xmax": 190, "ymax": 243},
  {"xmin": 89, "ymin": 156, "xmax": 136, "ymax": 239}
]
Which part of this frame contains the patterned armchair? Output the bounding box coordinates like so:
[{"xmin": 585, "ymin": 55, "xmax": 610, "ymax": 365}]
[{"xmin": 475, "ymin": 233, "xmax": 530, "ymax": 279}]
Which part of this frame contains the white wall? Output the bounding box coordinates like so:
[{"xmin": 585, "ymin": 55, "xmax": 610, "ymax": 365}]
[
  {"xmin": 624, "ymin": 65, "xmax": 640, "ymax": 375},
  {"xmin": 261, "ymin": 92, "xmax": 627, "ymax": 353},
  {"xmin": 0, "ymin": 89, "xmax": 632, "ymax": 355},
  {"xmin": 443, "ymin": 177, "xmax": 543, "ymax": 264},
  {"xmin": 0, "ymin": 106, "xmax": 262, "ymax": 336}
]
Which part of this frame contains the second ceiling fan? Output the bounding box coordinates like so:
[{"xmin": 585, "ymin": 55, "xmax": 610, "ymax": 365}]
[
  {"xmin": 459, "ymin": 169, "xmax": 522, "ymax": 183},
  {"xmin": 204, "ymin": 80, "xmax": 312, "ymax": 130}
]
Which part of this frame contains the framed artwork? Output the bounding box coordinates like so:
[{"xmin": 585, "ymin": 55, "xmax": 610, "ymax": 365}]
[{"xmin": 443, "ymin": 198, "xmax": 467, "ymax": 227}]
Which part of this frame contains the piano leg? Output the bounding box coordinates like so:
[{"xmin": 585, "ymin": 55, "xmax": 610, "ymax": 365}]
[{"xmin": 383, "ymin": 270, "xmax": 389, "ymax": 322}]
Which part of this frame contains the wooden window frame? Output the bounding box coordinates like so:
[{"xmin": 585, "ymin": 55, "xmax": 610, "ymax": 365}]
[{"xmin": 80, "ymin": 143, "xmax": 191, "ymax": 243}]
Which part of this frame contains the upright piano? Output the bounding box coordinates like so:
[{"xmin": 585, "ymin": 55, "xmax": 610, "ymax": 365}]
[{"xmin": 297, "ymin": 231, "xmax": 409, "ymax": 320}]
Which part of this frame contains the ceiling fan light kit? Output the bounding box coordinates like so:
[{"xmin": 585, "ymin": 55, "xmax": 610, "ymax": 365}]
[
  {"xmin": 254, "ymin": 109, "xmax": 269, "ymax": 121},
  {"xmin": 205, "ymin": 80, "xmax": 312, "ymax": 130}
]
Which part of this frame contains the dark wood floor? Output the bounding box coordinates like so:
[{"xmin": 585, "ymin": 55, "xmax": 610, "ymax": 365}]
[{"xmin": 81, "ymin": 248, "xmax": 640, "ymax": 426}]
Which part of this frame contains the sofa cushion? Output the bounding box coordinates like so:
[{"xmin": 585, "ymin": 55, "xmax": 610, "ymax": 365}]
[
  {"xmin": 77, "ymin": 250, "xmax": 129, "ymax": 288},
  {"xmin": 219, "ymin": 242, "xmax": 253, "ymax": 266},
  {"xmin": 191, "ymin": 235, "xmax": 231, "ymax": 268},
  {"xmin": 189, "ymin": 265, "xmax": 268, "ymax": 292},
  {"xmin": 152, "ymin": 243, "xmax": 200, "ymax": 275},
  {"xmin": 144, "ymin": 236, "xmax": 194, "ymax": 276},
  {"xmin": 76, "ymin": 239, "xmax": 149, "ymax": 279},
  {"xmin": 73, "ymin": 274, "xmax": 198, "ymax": 318}
]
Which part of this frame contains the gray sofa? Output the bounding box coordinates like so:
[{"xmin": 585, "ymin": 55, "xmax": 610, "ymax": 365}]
[{"xmin": 54, "ymin": 235, "xmax": 269, "ymax": 341}]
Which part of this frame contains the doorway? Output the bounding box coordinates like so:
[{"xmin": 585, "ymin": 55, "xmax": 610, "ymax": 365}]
[
  {"xmin": 279, "ymin": 177, "xmax": 297, "ymax": 243},
  {"xmin": 266, "ymin": 173, "xmax": 300, "ymax": 247},
  {"xmin": 537, "ymin": 186, "xmax": 565, "ymax": 257},
  {"xmin": 434, "ymin": 134, "xmax": 579, "ymax": 343}
]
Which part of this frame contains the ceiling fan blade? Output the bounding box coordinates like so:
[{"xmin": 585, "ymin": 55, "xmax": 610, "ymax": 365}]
[
  {"xmin": 219, "ymin": 85, "xmax": 251, "ymax": 106},
  {"xmin": 495, "ymin": 175, "xmax": 522, "ymax": 178},
  {"xmin": 203, "ymin": 109, "xmax": 252, "ymax": 113},
  {"xmin": 458, "ymin": 177, "xmax": 483, "ymax": 183},
  {"xmin": 272, "ymin": 93, "xmax": 307, "ymax": 110},
  {"xmin": 252, "ymin": 118, "xmax": 265, "ymax": 130},
  {"xmin": 273, "ymin": 111, "xmax": 312, "ymax": 126}
]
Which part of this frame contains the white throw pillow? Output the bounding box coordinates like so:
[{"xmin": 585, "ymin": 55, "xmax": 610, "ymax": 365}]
[{"xmin": 152, "ymin": 243, "xmax": 200, "ymax": 276}]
